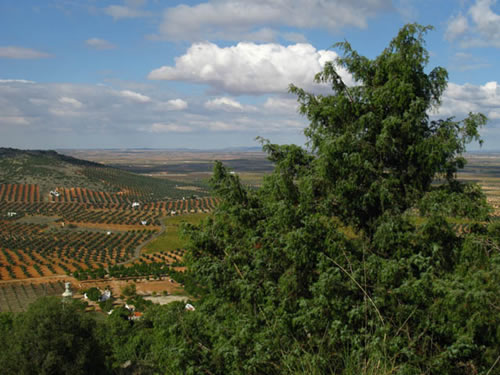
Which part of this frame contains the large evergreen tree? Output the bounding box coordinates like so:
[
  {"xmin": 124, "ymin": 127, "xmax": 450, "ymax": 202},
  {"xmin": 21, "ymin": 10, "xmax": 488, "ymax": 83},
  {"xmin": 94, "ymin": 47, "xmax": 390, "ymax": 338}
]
[
  {"xmin": 289, "ymin": 23, "xmax": 487, "ymax": 231},
  {"xmin": 156, "ymin": 23, "xmax": 498, "ymax": 374}
]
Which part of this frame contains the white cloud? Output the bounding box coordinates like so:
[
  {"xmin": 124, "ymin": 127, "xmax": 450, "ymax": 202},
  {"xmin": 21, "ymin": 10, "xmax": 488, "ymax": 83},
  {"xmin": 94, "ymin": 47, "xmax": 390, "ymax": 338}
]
[
  {"xmin": 445, "ymin": 13, "xmax": 469, "ymax": 41},
  {"xmin": 157, "ymin": 0, "xmax": 392, "ymax": 41},
  {"xmin": 148, "ymin": 123, "xmax": 193, "ymax": 133},
  {"xmin": 119, "ymin": 90, "xmax": 151, "ymax": 103},
  {"xmin": 0, "ymin": 46, "xmax": 50, "ymax": 59},
  {"xmin": 59, "ymin": 96, "xmax": 83, "ymax": 108},
  {"xmin": 148, "ymin": 42, "xmax": 352, "ymax": 95},
  {"xmin": 437, "ymin": 81, "xmax": 500, "ymax": 121},
  {"xmin": 206, "ymin": 120, "xmax": 240, "ymax": 131},
  {"xmin": 85, "ymin": 38, "xmax": 116, "ymax": 50},
  {"xmin": 0, "ymin": 79, "xmax": 35, "ymax": 84},
  {"xmin": 4, "ymin": 78, "xmax": 496, "ymax": 149},
  {"xmin": 468, "ymin": 0, "xmax": 500, "ymax": 47},
  {"xmin": 263, "ymin": 97, "xmax": 299, "ymax": 113},
  {"xmin": 204, "ymin": 97, "xmax": 255, "ymax": 112},
  {"xmin": 104, "ymin": 5, "xmax": 151, "ymax": 20},
  {"xmin": 154, "ymin": 98, "xmax": 188, "ymax": 111},
  {"xmin": 446, "ymin": 0, "xmax": 500, "ymax": 48}
]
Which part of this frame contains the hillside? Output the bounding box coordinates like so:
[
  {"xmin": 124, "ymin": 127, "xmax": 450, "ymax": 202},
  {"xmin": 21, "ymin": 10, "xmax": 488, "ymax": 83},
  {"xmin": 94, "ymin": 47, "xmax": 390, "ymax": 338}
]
[
  {"xmin": 0, "ymin": 148, "xmax": 207, "ymax": 201},
  {"xmin": 0, "ymin": 148, "xmax": 219, "ymax": 286}
]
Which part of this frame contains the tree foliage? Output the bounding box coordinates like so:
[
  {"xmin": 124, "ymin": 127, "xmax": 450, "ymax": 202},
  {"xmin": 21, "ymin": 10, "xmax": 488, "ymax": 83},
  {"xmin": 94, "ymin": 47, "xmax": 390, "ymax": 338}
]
[
  {"xmin": 2, "ymin": 24, "xmax": 498, "ymax": 374},
  {"xmin": 289, "ymin": 23, "xmax": 486, "ymax": 231},
  {"xmin": 0, "ymin": 297, "xmax": 109, "ymax": 375}
]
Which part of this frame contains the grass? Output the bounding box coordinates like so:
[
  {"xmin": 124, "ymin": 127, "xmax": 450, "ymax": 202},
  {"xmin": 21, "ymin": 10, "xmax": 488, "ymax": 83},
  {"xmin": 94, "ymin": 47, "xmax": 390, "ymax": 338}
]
[{"xmin": 143, "ymin": 212, "xmax": 210, "ymax": 254}]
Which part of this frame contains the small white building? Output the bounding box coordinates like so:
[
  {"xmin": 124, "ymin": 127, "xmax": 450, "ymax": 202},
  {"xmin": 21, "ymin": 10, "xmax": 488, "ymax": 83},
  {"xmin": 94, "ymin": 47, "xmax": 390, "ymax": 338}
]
[
  {"xmin": 50, "ymin": 190, "xmax": 60, "ymax": 197},
  {"xmin": 131, "ymin": 202, "xmax": 140, "ymax": 208},
  {"xmin": 140, "ymin": 220, "xmax": 148, "ymax": 225},
  {"xmin": 7, "ymin": 212, "xmax": 16, "ymax": 217},
  {"xmin": 62, "ymin": 282, "xmax": 73, "ymax": 298},
  {"xmin": 100, "ymin": 289, "xmax": 112, "ymax": 302}
]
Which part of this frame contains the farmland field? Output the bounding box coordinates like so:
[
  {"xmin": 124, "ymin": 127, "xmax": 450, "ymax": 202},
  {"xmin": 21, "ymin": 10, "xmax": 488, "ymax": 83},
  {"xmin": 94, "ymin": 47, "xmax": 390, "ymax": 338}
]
[
  {"xmin": 0, "ymin": 192, "xmax": 219, "ymax": 283},
  {"xmin": 0, "ymin": 280, "xmax": 66, "ymax": 312},
  {"xmin": 144, "ymin": 212, "xmax": 209, "ymax": 254},
  {"xmin": 2, "ymin": 149, "xmax": 500, "ymax": 313},
  {"xmin": 459, "ymin": 153, "xmax": 500, "ymax": 217}
]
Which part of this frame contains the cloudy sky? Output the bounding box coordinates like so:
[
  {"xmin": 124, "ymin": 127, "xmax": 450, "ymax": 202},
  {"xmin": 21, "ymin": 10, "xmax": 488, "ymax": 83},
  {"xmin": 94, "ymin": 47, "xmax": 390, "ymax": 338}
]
[{"xmin": 1, "ymin": 0, "xmax": 499, "ymax": 150}]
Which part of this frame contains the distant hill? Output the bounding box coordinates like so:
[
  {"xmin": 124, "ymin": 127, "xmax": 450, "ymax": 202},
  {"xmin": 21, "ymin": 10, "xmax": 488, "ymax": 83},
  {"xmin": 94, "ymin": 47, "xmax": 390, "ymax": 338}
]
[{"xmin": 0, "ymin": 148, "xmax": 207, "ymax": 201}]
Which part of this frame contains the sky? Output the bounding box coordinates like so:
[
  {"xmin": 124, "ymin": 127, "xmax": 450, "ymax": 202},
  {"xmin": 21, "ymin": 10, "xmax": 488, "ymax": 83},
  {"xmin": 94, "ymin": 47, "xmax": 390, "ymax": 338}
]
[{"xmin": 0, "ymin": 0, "xmax": 499, "ymax": 150}]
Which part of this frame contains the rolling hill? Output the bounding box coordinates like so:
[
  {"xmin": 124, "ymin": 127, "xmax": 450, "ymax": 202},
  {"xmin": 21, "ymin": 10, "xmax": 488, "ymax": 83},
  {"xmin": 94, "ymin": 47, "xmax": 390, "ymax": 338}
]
[{"xmin": 0, "ymin": 148, "xmax": 208, "ymax": 201}]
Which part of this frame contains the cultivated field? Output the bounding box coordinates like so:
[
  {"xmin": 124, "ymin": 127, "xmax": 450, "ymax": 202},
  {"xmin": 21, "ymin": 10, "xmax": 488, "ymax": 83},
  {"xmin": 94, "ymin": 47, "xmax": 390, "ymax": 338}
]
[
  {"xmin": 459, "ymin": 153, "xmax": 500, "ymax": 217},
  {"xmin": 0, "ymin": 187, "xmax": 219, "ymax": 283}
]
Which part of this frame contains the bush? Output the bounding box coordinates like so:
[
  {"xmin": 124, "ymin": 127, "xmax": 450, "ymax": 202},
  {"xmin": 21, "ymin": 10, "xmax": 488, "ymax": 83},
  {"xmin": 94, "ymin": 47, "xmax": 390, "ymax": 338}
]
[
  {"xmin": 121, "ymin": 283, "xmax": 136, "ymax": 297},
  {"xmin": 84, "ymin": 287, "xmax": 101, "ymax": 302}
]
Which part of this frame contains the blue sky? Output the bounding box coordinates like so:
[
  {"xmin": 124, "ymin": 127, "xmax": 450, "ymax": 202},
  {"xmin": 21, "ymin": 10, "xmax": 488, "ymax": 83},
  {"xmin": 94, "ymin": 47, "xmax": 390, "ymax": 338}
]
[{"xmin": 0, "ymin": 0, "xmax": 499, "ymax": 150}]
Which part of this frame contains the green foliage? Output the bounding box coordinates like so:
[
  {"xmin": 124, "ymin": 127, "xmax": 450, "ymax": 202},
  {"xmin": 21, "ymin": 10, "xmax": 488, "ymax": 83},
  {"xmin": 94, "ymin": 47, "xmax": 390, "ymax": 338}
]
[
  {"xmin": 289, "ymin": 23, "xmax": 486, "ymax": 232},
  {"xmin": 85, "ymin": 287, "xmax": 101, "ymax": 302},
  {"xmin": 419, "ymin": 182, "xmax": 492, "ymax": 220},
  {"xmin": 121, "ymin": 283, "xmax": 137, "ymax": 297},
  {"xmin": 0, "ymin": 296, "xmax": 109, "ymax": 375},
  {"xmin": 145, "ymin": 212, "xmax": 209, "ymax": 253}
]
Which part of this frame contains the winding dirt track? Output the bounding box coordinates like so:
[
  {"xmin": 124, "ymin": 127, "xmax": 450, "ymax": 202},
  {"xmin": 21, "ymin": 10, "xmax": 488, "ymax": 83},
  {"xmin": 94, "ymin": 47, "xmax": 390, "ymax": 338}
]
[{"xmin": 117, "ymin": 217, "xmax": 167, "ymax": 266}]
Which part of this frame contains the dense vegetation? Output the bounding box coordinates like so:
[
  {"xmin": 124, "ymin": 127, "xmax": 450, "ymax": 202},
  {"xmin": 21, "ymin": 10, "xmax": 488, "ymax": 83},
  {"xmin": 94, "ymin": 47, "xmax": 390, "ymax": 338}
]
[{"xmin": 1, "ymin": 24, "xmax": 499, "ymax": 374}]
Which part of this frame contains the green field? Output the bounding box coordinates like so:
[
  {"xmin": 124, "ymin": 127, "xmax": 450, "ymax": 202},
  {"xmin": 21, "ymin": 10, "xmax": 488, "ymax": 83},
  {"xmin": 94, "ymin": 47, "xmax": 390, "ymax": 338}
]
[{"xmin": 143, "ymin": 212, "xmax": 210, "ymax": 253}]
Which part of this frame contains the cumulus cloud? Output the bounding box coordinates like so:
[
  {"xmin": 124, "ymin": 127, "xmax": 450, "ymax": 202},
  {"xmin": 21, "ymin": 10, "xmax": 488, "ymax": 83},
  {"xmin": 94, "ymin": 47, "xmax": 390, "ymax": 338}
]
[
  {"xmin": 59, "ymin": 97, "xmax": 83, "ymax": 108},
  {"xmin": 85, "ymin": 38, "xmax": 116, "ymax": 50},
  {"xmin": 157, "ymin": 0, "xmax": 392, "ymax": 41},
  {"xmin": 0, "ymin": 46, "xmax": 50, "ymax": 59},
  {"xmin": 445, "ymin": 13, "xmax": 469, "ymax": 41},
  {"xmin": 204, "ymin": 97, "xmax": 255, "ymax": 112},
  {"xmin": 148, "ymin": 42, "xmax": 352, "ymax": 95},
  {"xmin": 4, "ymin": 77, "xmax": 497, "ymax": 149},
  {"xmin": 119, "ymin": 90, "xmax": 151, "ymax": 102},
  {"xmin": 437, "ymin": 81, "xmax": 500, "ymax": 122},
  {"xmin": 446, "ymin": 0, "xmax": 500, "ymax": 48},
  {"xmin": 468, "ymin": 0, "xmax": 500, "ymax": 47},
  {"xmin": 155, "ymin": 99, "xmax": 188, "ymax": 111}
]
